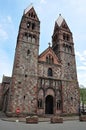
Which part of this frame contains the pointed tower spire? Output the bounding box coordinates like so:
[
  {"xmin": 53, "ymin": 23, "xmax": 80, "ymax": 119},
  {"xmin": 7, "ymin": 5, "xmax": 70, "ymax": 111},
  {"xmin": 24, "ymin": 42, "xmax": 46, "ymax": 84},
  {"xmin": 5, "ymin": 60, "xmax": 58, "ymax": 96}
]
[
  {"xmin": 56, "ymin": 14, "xmax": 64, "ymax": 27},
  {"xmin": 24, "ymin": 3, "xmax": 33, "ymax": 14}
]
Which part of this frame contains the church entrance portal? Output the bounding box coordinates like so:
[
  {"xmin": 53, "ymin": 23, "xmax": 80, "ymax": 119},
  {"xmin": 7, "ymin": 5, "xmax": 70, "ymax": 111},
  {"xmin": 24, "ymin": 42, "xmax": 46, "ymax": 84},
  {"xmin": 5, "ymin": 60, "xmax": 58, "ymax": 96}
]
[{"xmin": 45, "ymin": 95, "xmax": 53, "ymax": 114}]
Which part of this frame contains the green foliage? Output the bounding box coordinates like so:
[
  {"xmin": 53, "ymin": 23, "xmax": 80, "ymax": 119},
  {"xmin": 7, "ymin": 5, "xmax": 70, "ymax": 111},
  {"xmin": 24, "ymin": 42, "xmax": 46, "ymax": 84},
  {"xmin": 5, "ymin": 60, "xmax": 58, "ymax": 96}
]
[{"xmin": 80, "ymin": 88, "xmax": 86, "ymax": 105}]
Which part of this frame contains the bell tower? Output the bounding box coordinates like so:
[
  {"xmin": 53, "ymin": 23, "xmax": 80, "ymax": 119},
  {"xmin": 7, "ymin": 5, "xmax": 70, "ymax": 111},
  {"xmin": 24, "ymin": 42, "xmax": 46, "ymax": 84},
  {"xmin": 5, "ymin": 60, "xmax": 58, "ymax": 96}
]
[
  {"xmin": 7, "ymin": 5, "xmax": 40, "ymax": 116},
  {"xmin": 52, "ymin": 14, "xmax": 77, "ymax": 81},
  {"xmin": 52, "ymin": 15, "xmax": 80, "ymax": 114}
]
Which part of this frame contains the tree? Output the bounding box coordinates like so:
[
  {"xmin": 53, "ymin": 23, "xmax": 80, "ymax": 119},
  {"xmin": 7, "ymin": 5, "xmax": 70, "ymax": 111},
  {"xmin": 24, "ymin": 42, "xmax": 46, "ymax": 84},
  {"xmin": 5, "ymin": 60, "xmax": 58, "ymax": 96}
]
[{"xmin": 79, "ymin": 84, "xmax": 86, "ymax": 114}]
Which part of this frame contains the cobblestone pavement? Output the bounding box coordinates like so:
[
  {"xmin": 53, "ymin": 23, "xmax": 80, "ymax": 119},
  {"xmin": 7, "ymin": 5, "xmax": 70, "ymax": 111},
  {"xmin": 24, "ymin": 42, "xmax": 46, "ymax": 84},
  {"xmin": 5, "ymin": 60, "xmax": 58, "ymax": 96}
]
[{"xmin": 0, "ymin": 119, "xmax": 86, "ymax": 130}]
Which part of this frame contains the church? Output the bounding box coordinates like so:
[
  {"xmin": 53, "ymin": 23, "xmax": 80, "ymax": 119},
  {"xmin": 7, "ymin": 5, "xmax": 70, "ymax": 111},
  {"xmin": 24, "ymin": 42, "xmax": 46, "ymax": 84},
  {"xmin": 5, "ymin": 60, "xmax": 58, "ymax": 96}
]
[{"xmin": 0, "ymin": 5, "xmax": 80, "ymax": 117}]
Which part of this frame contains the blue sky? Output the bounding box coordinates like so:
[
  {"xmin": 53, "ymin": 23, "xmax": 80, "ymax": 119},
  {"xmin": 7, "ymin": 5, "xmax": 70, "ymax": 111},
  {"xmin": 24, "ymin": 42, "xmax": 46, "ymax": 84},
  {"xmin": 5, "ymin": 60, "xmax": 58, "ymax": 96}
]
[{"xmin": 0, "ymin": 0, "xmax": 86, "ymax": 87}]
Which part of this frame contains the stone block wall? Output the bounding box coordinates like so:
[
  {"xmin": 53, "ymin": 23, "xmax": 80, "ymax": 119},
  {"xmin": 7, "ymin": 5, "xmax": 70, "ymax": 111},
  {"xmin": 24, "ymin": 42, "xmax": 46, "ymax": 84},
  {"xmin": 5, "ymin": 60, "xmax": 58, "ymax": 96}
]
[
  {"xmin": 62, "ymin": 81, "xmax": 80, "ymax": 114},
  {"xmin": 38, "ymin": 63, "xmax": 61, "ymax": 79}
]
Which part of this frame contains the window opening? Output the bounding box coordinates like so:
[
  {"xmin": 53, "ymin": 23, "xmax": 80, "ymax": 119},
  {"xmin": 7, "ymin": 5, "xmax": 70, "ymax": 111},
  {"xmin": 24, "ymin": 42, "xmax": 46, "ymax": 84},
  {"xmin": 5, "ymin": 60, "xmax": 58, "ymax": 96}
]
[
  {"xmin": 46, "ymin": 55, "xmax": 54, "ymax": 64},
  {"xmin": 29, "ymin": 13, "xmax": 30, "ymax": 16},
  {"xmin": 25, "ymin": 74, "xmax": 27, "ymax": 78},
  {"xmin": 24, "ymin": 95, "xmax": 25, "ymax": 100},
  {"xmin": 25, "ymin": 32, "xmax": 28, "ymax": 37},
  {"xmin": 67, "ymin": 34, "xmax": 70, "ymax": 41},
  {"xmin": 46, "ymin": 56, "xmax": 48, "ymax": 63},
  {"xmin": 31, "ymin": 12, "xmax": 33, "ymax": 17},
  {"xmin": 57, "ymin": 100, "xmax": 61, "ymax": 110},
  {"xmin": 68, "ymin": 63, "xmax": 70, "ymax": 66},
  {"xmin": 32, "ymin": 23, "xmax": 35, "ymax": 30},
  {"xmin": 27, "ymin": 49, "xmax": 30, "ymax": 55},
  {"xmin": 38, "ymin": 99, "xmax": 43, "ymax": 108},
  {"xmin": 18, "ymin": 81, "xmax": 21, "ymax": 84},
  {"xmin": 48, "ymin": 68, "xmax": 53, "ymax": 76},
  {"xmin": 27, "ymin": 21, "xmax": 31, "ymax": 28}
]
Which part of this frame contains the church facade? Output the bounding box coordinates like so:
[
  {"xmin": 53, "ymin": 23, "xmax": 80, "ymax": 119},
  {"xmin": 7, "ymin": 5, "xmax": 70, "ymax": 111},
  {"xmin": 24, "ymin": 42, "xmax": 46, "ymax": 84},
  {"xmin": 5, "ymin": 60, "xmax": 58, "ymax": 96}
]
[{"xmin": 0, "ymin": 5, "xmax": 80, "ymax": 117}]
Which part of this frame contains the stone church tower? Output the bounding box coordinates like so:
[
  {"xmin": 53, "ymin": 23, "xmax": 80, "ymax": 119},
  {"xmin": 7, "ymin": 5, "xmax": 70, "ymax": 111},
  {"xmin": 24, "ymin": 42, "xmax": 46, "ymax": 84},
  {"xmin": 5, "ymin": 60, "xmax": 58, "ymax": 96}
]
[
  {"xmin": 52, "ymin": 15, "xmax": 80, "ymax": 114},
  {"xmin": 7, "ymin": 5, "xmax": 40, "ymax": 116},
  {"xmin": 4, "ymin": 5, "xmax": 79, "ymax": 116}
]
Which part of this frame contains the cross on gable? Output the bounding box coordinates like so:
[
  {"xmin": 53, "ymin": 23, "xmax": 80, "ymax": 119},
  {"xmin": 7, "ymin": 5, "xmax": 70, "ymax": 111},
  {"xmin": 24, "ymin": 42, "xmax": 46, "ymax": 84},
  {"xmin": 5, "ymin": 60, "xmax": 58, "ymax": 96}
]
[{"xmin": 48, "ymin": 42, "xmax": 51, "ymax": 47}]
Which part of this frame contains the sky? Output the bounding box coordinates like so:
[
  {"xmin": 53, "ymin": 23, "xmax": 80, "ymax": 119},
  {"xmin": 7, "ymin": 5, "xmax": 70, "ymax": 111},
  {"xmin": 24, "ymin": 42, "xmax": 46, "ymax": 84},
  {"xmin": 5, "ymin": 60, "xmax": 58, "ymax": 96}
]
[{"xmin": 0, "ymin": 0, "xmax": 86, "ymax": 87}]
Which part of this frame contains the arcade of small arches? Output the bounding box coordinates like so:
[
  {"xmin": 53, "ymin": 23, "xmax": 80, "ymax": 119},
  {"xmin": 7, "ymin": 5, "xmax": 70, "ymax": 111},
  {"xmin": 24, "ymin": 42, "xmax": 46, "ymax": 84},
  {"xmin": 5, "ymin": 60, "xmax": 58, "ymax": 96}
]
[
  {"xmin": 46, "ymin": 54, "xmax": 54, "ymax": 64},
  {"xmin": 28, "ymin": 12, "xmax": 36, "ymax": 19},
  {"xmin": 27, "ymin": 21, "xmax": 35, "ymax": 30},
  {"xmin": 23, "ymin": 32, "xmax": 36, "ymax": 43},
  {"xmin": 63, "ymin": 43, "xmax": 72, "ymax": 53}
]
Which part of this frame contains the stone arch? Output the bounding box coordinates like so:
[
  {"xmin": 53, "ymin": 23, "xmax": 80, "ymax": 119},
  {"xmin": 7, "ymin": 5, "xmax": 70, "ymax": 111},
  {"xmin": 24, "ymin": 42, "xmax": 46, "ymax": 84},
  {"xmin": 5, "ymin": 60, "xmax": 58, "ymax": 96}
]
[
  {"xmin": 45, "ymin": 88, "xmax": 55, "ymax": 97},
  {"xmin": 45, "ymin": 95, "xmax": 53, "ymax": 114},
  {"xmin": 38, "ymin": 89, "xmax": 44, "ymax": 99},
  {"xmin": 45, "ymin": 88, "xmax": 55, "ymax": 114},
  {"xmin": 38, "ymin": 89, "xmax": 44, "ymax": 108},
  {"xmin": 48, "ymin": 68, "xmax": 53, "ymax": 76}
]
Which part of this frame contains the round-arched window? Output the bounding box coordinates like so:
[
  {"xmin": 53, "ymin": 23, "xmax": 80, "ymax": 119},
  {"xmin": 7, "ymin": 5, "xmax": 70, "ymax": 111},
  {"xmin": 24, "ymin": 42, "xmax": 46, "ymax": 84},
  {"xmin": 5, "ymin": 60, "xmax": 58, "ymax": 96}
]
[{"xmin": 48, "ymin": 68, "xmax": 53, "ymax": 76}]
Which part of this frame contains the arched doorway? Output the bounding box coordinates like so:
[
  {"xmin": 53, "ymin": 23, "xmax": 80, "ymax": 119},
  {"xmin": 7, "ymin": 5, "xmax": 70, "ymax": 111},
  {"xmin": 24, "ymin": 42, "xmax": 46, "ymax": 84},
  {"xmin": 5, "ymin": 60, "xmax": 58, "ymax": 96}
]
[{"xmin": 45, "ymin": 95, "xmax": 53, "ymax": 114}]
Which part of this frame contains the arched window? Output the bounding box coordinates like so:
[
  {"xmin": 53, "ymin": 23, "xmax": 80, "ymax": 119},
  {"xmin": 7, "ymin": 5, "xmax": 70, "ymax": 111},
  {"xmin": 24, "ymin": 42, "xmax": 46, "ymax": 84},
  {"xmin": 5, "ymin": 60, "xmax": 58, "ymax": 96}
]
[
  {"xmin": 63, "ymin": 33, "xmax": 66, "ymax": 40},
  {"xmin": 46, "ymin": 55, "xmax": 54, "ymax": 64},
  {"xmin": 67, "ymin": 34, "xmax": 70, "ymax": 41},
  {"xmin": 31, "ymin": 12, "xmax": 33, "ymax": 17},
  {"xmin": 57, "ymin": 100, "xmax": 61, "ymax": 110},
  {"xmin": 51, "ymin": 57, "xmax": 54, "ymax": 63},
  {"xmin": 27, "ymin": 49, "xmax": 30, "ymax": 55},
  {"xmin": 27, "ymin": 21, "xmax": 31, "ymax": 28},
  {"xmin": 46, "ymin": 56, "xmax": 48, "ymax": 63},
  {"xmin": 32, "ymin": 23, "xmax": 35, "ymax": 30},
  {"xmin": 32, "ymin": 35, "xmax": 36, "ymax": 43},
  {"xmin": 25, "ymin": 32, "xmax": 28, "ymax": 37},
  {"xmin": 48, "ymin": 68, "xmax": 53, "ymax": 76},
  {"xmin": 38, "ymin": 99, "xmax": 43, "ymax": 108}
]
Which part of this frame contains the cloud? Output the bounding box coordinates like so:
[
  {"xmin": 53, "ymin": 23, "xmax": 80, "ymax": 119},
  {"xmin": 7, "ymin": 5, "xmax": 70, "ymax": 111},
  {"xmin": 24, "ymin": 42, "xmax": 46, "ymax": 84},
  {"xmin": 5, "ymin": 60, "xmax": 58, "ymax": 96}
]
[
  {"xmin": 76, "ymin": 50, "xmax": 86, "ymax": 86},
  {"xmin": 0, "ymin": 17, "xmax": 15, "ymax": 82},
  {"xmin": 0, "ymin": 15, "xmax": 14, "ymax": 41},
  {"xmin": 77, "ymin": 72, "xmax": 86, "ymax": 87},
  {"xmin": 77, "ymin": 66, "xmax": 86, "ymax": 71},
  {"xmin": 0, "ymin": 49, "xmax": 12, "ymax": 82},
  {"xmin": 40, "ymin": 0, "xmax": 46, "ymax": 4},
  {"xmin": 7, "ymin": 16, "xmax": 12, "ymax": 23},
  {"xmin": 76, "ymin": 51, "xmax": 86, "ymax": 62},
  {"xmin": 0, "ymin": 24, "xmax": 8, "ymax": 40},
  {"xmin": 76, "ymin": 51, "xmax": 86, "ymax": 70},
  {"xmin": 64, "ymin": 0, "xmax": 86, "ymax": 13}
]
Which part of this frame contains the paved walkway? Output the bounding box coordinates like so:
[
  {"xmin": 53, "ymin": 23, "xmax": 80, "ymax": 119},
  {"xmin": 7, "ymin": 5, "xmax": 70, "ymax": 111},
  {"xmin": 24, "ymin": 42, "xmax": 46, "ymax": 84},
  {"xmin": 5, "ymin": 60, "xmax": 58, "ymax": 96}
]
[
  {"xmin": 0, "ymin": 111, "xmax": 80, "ymax": 122},
  {"xmin": 0, "ymin": 120, "xmax": 86, "ymax": 130},
  {"xmin": 1, "ymin": 115, "xmax": 79, "ymax": 122},
  {"xmin": 0, "ymin": 111, "xmax": 86, "ymax": 130}
]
